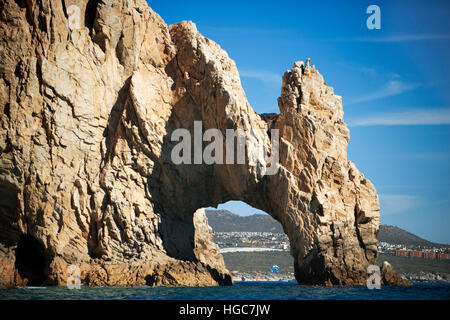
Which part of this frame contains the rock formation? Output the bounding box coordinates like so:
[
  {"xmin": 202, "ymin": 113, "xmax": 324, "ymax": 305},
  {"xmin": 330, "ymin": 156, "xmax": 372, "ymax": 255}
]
[
  {"xmin": 0, "ymin": 0, "xmax": 407, "ymax": 288},
  {"xmin": 380, "ymin": 261, "xmax": 411, "ymax": 286}
]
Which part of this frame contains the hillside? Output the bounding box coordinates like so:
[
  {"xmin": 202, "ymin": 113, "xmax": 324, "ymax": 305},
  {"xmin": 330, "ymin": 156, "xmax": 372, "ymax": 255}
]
[
  {"xmin": 206, "ymin": 209, "xmax": 448, "ymax": 248},
  {"xmin": 379, "ymin": 225, "xmax": 447, "ymax": 248},
  {"xmin": 206, "ymin": 210, "xmax": 283, "ymax": 233}
]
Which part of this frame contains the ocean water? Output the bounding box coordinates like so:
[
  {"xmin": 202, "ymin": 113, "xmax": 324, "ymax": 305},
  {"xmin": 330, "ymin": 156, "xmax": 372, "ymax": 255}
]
[{"xmin": 0, "ymin": 281, "xmax": 449, "ymax": 300}]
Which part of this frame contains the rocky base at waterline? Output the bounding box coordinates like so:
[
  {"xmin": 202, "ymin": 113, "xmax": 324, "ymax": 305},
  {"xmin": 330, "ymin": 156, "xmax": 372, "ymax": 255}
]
[
  {"xmin": 0, "ymin": 0, "xmax": 408, "ymax": 287},
  {"xmin": 403, "ymin": 272, "xmax": 450, "ymax": 283},
  {"xmin": 231, "ymin": 271, "xmax": 450, "ymax": 284},
  {"xmin": 231, "ymin": 272, "xmax": 296, "ymax": 282}
]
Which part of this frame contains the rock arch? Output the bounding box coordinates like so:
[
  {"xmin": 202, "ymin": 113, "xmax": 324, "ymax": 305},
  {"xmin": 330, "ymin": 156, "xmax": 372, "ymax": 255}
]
[{"xmin": 0, "ymin": 0, "xmax": 407, "ymax": 287}]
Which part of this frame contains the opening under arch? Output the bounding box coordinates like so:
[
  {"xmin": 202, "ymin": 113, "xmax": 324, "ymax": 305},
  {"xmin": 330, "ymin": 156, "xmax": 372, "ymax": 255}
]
[{"xmin": 205, "ymin": 201, "xmax": 295, "ymax": 282}]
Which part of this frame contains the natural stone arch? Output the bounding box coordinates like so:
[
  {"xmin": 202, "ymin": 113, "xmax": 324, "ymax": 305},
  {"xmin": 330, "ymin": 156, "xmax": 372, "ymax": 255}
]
[
  {"xmin": 137, "ymin": 21, "xmax": 380, "ymax": 285},
  {"xmin": 0, "ymin": 0, "xmax": 408, "ymax": 288}
]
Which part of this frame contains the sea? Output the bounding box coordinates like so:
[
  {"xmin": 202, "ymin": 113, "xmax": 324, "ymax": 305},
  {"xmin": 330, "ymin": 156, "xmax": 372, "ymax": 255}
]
[{"xmin": 0, "ymin": 281, "xmax": 449, "ymax": 300}]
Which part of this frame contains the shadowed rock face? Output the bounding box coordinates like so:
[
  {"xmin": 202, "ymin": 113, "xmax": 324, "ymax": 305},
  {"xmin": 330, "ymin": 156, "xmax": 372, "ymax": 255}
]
[{"xmin": 0, "ymin": 0, "xmax": 407, "ymax": 287}]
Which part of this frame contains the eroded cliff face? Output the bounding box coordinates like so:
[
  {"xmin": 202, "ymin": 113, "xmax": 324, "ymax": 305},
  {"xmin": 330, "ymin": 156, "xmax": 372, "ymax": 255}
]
[{"xmin": 0, "ymin": 0, "xmax": 408, "ymax": 288}]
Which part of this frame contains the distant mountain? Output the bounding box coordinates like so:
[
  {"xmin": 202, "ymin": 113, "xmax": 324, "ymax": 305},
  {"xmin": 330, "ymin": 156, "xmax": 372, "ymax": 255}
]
[
  {"xmin": 379, "ymin": 225, "xmax": 448, "ymax": 248},
  {"xmin": 205, "ymin": 209, "xmax": 283, "ymax": 233},
  {"xmin": 206, "ymin": 209, "xmax": 448, "ymax": 248}
]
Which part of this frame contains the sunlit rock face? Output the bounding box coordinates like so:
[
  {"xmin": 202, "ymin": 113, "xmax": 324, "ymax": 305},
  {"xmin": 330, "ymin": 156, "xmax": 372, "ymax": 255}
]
[{"xmin": 0, "ymin": 0, "xmax": 406, "ymax": 287}]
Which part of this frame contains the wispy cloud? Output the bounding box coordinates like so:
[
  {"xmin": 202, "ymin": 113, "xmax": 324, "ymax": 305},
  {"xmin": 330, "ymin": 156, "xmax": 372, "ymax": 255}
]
[
  {"xmin": 391, "ymin": 153, "xmax": 450, "ymax": 160},
  {"xmin": 346, "ymin": 80, "xmax": 422, "ymax": 105},
  {"xmin": 379, "ymin": 194, "xmax": 421, "ymax": 215},
  {"xmin": 348, "ymin": 108, "xmax": 450, "ymax": 126},
  {"xmin": 199, "ymin": 25, "xmax": 291, "ymax": 37},
  {"xmin": 331, "ymin": 34, "xmax": 450, "ymax": 43},
  {"xmin": 239, "ymin": 70, "xmax": 282, "ymax": 85},
  {"xmin": 378, "ymin": 181, "xmax": 450, "ymax": 190},
  {"xmin": 335, "ymin": 62, "xmax": 379, "ymax": 77}
]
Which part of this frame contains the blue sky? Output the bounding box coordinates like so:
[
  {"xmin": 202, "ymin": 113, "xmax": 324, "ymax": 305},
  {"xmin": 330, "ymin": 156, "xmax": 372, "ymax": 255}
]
[{"xmin": 149, "ymin": 0, "xmax": 450, "ymax": 244}]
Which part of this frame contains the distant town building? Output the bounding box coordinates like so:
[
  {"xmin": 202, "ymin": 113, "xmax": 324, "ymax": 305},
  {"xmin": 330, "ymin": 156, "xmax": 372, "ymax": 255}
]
[
  {"xmin": 422, "ymin": 251, "xmax": 436, "ymax": 259},
  {"xmin": 409, "ymin": 250, "xmax": 422, "ymax": 258},
  {"xmin": 395, "ymin": 250, "xmax": 409, "ymax": 257},
  {"xmin": 395, "ymin": 249, "xmax": 449, "ymax": 260},
  {"xmin": 438, "ymin": 253, "xmax": 450, "ymax": 260}
]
